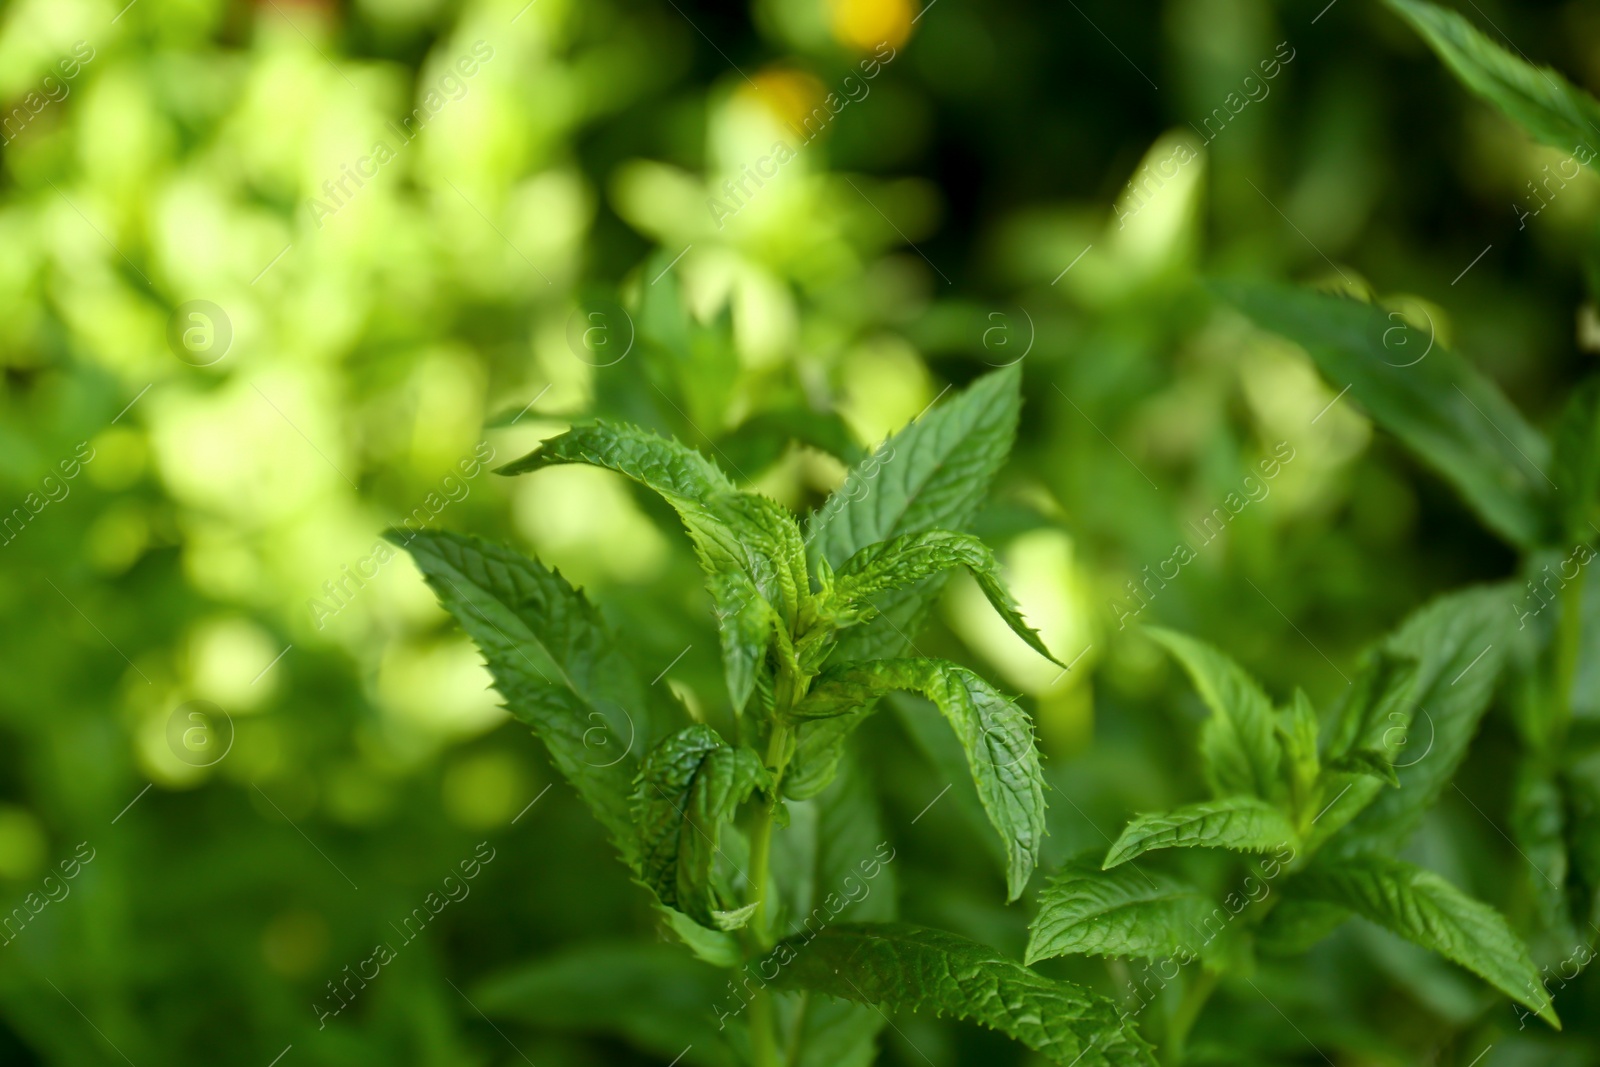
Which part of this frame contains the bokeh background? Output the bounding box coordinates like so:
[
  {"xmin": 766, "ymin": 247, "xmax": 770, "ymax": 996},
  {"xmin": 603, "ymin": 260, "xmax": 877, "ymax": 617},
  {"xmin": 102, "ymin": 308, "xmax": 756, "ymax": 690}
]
[{"xmin": 2, "ymin": 0, "xmax": 1598, "ymax": 1063}]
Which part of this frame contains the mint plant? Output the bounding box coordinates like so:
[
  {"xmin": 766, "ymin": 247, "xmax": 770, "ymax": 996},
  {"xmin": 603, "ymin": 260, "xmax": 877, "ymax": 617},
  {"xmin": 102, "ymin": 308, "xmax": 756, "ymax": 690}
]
[
  {"xmin": 394, "ymin": 366, "xmax": 1161, "ymax": 1065},
  {"xmin": 1026, "ymin": 594, "xmax": 1560, "ymax": 1063},
  {"xmin": 383, "ymin": 6, "xmax": 1600, "ymax": 1061}
]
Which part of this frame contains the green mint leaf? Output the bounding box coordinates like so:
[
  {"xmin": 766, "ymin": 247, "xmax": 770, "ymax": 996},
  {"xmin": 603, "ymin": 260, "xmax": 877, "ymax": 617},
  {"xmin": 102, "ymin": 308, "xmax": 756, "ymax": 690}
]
[
  {"xmin": 766, "ymin": 923, "xmax": 1157, "ymax": 1067},
  {"xmin": 807, "ymin": 365, "xmax": 1023, "ymax": 662},
  {"xmin": 634, "ymin": 725, "xmax": 769, "ymax": 929},
  {"xmin": 1510, "ymin": 760, "xmax": 1577, "ymax": 945},
  {"xmin": 1385, "ymin": 0, "xmax": 1600, "ymax": 156},
  {"xmin": 1105, "ymin": 796, "xmax": 1298, "ymax": 869},
  {"xmin": 811, "ymin": 753, "xmax": 898, "ymax": 926},
  {"xmin": 473, "ymin": 942, "xmax": 739, "ymax": 1067},
  {"xmin": 1294, "ymin": 854, "xmax": 1559, "ymax": 1027},
  {"xmin": 1278, "ymin": 688, "xmax": 1323, "ymax": 809},
  {"xmin": 1214, "ymin": 280, "xmax": 1552, "ymax": 547},
  {"xmin": 635, "ymin": 252, "xmax": 738, "ymax": 433},
  {"xmin": 1324, "ymin": 749, "xmax": 1400, "ymax": 788},
  {"xmin": 1328, "ymin": 585, "xmax": 1514, "ymax": 853},
  {"xmin": 1550, "ymin": 378, "xmax": 1600, "ymax": 543},
  {"xmin": 1321, "ymin": 649, "xmax": 1419, "ymax": 765},
  {"xmin": 830, "ymin": 529, "xmax": 1064, "ymax": 667},
  {"xmin": 658, "ymin": 906, "xmax": 746, "ymax": 968},
  {"xmin": 718, "ymin": 407, "xmax": 866, "ymax": 476},
  {"xmin": 787, "ymin": 368, "xmax": 1023, "ymax": 799},
  {"xmin": 499, "ymin": 420, "xmax": 808, "ymax": 712},
  {"xmin": 1145, "ymin": 627, "xmax": 1285, "ymax": 803},
  {"xmin": 1255, "ymin": 898, "xmax": 1351, "ymax": 957},
  {"xmin": 791, "ymin": 658, "xmax": 1045, "ymax": 899},
  {"xmin": 390, "ymin": 530, "xmax": 672, "ymax": 861},
  {"xmin": 1026, "ymin": 854, "xmax": 1214, "ymax": 963},
  {"xmin": 782, "ymin": 755, "xmax": 897, "ymax": 1067}
]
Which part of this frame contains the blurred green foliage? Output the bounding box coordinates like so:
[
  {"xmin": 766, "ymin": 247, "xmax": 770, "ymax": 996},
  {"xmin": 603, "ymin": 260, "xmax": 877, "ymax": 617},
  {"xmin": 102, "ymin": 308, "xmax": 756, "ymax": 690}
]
[{"xmin": 3, "ymin": 0, "xmax": 1599, "ymax": 1063}]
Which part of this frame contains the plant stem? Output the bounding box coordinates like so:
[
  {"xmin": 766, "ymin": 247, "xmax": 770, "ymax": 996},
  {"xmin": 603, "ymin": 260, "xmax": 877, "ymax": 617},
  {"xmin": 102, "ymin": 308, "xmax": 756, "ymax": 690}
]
[
  {"xmin": 1162, "ymin": 967, "xmax": 1218, "ymax": 1066},
  {"xmin": 744, "ymin": 660, "xmax": 804, "ymax": 1067},
  {"xmin": 747, "ymin": 719, "xmax": 791, "ymax": 949},
  {"xmin": 749, "ymin": 990, "xmax": 781, "ymax": 1067},
  {"xmin": 1552, "ymin": 566, "xmax": 1586, "ymax": 747}
]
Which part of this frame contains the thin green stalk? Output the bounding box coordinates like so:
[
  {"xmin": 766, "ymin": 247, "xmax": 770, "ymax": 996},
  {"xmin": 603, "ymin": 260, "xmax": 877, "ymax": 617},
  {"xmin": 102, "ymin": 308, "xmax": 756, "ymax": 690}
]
[
  {"xmin": 1162, "ymin": 968, "xmax": 1218, "ymax": 1066},
  {"xmin": 747, "ymin": 718, "xmax": 792, "ymax": 949},
  {"xmin": 744, "ymin": 659, "xmax": 806, "ymax": 1067},
  {"xmin": 1552, "ymin": 566, "xmax": 1586, "ymax": 747},
  {"xmin": 748, "ymin": 991, "xmax": 780, "ymax": 1067}
]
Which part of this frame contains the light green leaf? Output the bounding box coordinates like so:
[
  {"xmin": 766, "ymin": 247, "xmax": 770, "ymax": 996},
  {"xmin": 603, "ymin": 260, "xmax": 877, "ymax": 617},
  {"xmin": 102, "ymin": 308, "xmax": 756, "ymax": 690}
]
[
  {"xmin": 1105, "ymin": 797, "xmax": 1298, "ymax": 869},
  {"xmin": 499, "ymin": 421, "xmax": 808, "ymax": 711},
  {"xmin": 766, "ymin": 923, "xmax": 1157, "ymax": 1067},
  {"xmin": 391, "ymin": 530, "xmax": 676, "ymax": 862},
  {"xmin": 791, "ymin": 658, "xmax": 1045, "ymax": 900},
  {"xmin": 634, "ymin": 725, "xmax": 769, "ymax": 928},
  {"xmin": 830, "ymin": 529, "xmax": 1064, "ymax": 667},
  {"xmin": 1385, "ymin": 0, "xmax": 1600, "ymax": 156},
  {"xmin": 473, "ymin": 942, "xmax": 740, "ymax": 1067},
  {"xmin": 657, "ymin": 906, "xmax": 745, "ymax": 967},
  {"xmin": 807, "ymin": 365, "xmax": 1022, "ymax": 661},
  {"xmin": 1146, "ymin": 627, "xmax": 1284, "ymax": 802},
  {"xmin": 1294, "ymin": 855, "xmax": 1559, "ymax": 1027},
  {"xmin": 1027, "ymin": 855, "xmax": 1214, "ymax": 963},
  {"xmin": 1215, "ymin": 280, "xmax": 1552, "ymax": 547},
  {"xmin": 1551, "ymin": 378, "xmax": 1600, "ymax": 542},
  {"xmin": 1278, "ymin": 688, "xmax": 1322, "ymax": 812}
]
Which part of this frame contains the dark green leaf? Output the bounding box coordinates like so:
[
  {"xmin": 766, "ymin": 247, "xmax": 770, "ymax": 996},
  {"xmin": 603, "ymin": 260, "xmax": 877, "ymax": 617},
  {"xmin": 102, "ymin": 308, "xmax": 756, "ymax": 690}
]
[
  {"xmin": 783, "ymin": 756, "xmax": 897, "ymax": 1067},
  {"xmin": 791, "ymin": 658, "xmax": 1045, "ymax": 899},
  {"xmin": 1329, "ymin": 585, "xmax": 1514, "ymax": 853},
  {"xmin": 1146, "ymin": 627, "xmax": 1285, "ymax": 802},
  {"xmin": 1294, "ymin": 854, "xmax": 1559, "ymax": 1027},
  {"xmin": 1215, "ymin": 280, "xmax": 1552, "ymax": 547},
  {"xmin": 717, "ymin": 408, "xmax": 865, "ymax": 475},
  {"xmin": 1325, "ymin": 749, "xmax": 1400, "ymax": 788},
  {"xmin": 1255, "ymin": 898, "xmax": 1350, "ymax": 957},
  {"xmin": 1511, "ymin": 761, "xmax": 1576, "ymax": 946},
  {"xmin": 634, "ymin": 725, "xmax": 769, "ymax": 928},
  {"xmin": 807, "ymin": 364, "xmax": 1023, "ymax": 662},
  {"xmin": 391, "ymin": 530, "xmax": 675, "ymax": 861},
  {"xmin": 1027, "ymin": 855, "xmax": 1214, "ymax": 963},
  {"xmin": 1551, "ymin": 378, "xmax": 1600, "ymax": 543},
  {"xmin": 766, "ymin": 924, "xmax": 1157, "ymax": 1066},
  {"xmin": 1105, "ymin": 797, "xmax": 1298, "ymax": 869},
  {"xmin": 498, "ymin": 421, "xmax": 808, "ymax": 711},
  {"xmin": 474, "ymin": 942, "xmax": 740, "ymax": 1067},
  {"xmin": 831, "ymin": 529, "xmax": 1063, "ymax": 667},
  {"xmin": 1385, "ymin": 0, "xmax": 1600, "ymax": 155}
]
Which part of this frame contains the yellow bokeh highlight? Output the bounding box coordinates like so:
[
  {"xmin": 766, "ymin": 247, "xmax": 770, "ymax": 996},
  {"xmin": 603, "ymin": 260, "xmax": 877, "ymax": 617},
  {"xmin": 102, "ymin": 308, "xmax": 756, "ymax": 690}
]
[
  {"xmin": 744, "ymin": 67, "xmax": 826, "ymax": 135},
  {"xmin": 828, "ymin": 0, "xmax": 914, "ymax": 52}
]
